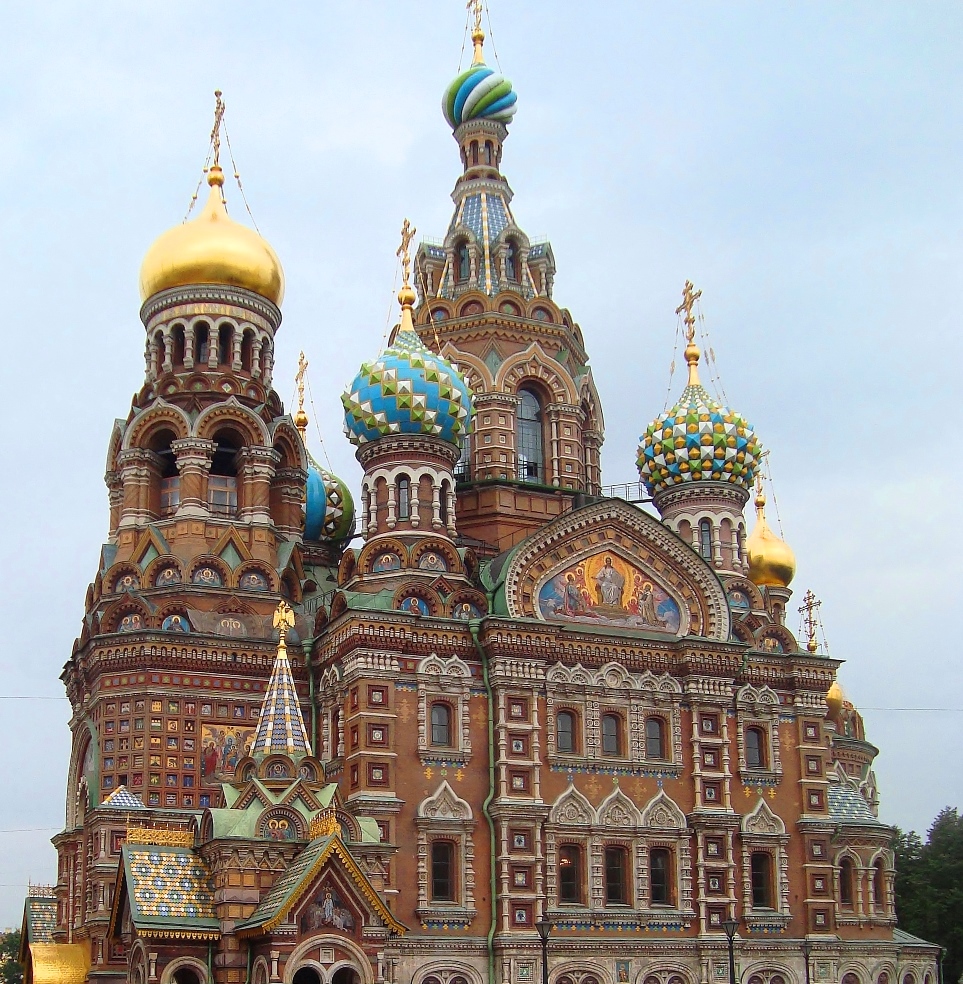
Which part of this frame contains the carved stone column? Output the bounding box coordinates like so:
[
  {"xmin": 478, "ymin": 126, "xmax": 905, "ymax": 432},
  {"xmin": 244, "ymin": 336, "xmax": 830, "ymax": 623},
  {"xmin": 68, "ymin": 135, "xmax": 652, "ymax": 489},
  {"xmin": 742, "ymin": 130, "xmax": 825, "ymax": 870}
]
[
  {"xmin": 237, "ymin": 446, "xmax": 280, "ymax": 525},
  {"xmin": 171, "ymin": 438, "xmax": 215, "ymax": 518},
  {"xmin": 116, "ymin": 449, "xmax": 162, "ymax": 529}
]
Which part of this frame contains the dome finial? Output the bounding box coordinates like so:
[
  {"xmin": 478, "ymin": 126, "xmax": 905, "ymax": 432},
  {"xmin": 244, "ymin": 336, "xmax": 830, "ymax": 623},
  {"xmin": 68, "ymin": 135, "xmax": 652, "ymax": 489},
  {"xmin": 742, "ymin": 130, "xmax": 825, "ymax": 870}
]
[
  {"xmin": 396, "ymin": 217, "xmax": 418, "ymax": 316},
  {"xmin": 799, "ymin": 588, "xmax": 823, "ymax": 654},
  {"xmin": 294, "ymin": 351, "xmax": 309, "ymax": 439},
  {"xmin": 675, "ymin": 279, "xmax": 703, "ymax": 386},
  {"xmin": 746, "ymin": 473, "xmax": 797, "ymax": 588},
  {"xmin": 468, "ymin": 0, "xmax": 486, "ymax": 64}
]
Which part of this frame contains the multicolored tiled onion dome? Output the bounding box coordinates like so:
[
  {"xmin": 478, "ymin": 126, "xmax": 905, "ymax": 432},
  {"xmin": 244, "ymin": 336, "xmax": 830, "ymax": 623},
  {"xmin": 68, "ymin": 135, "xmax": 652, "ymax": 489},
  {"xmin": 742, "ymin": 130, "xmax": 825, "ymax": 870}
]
[
  {"xmin": 638, "ymin": 343, "xmax": 762, "ymax": 494},
  {"xmin": 442, "ymin": 27, "xmax": 518, "ymax": 129},
  {"xmin": 342, "ymin": 286, "xmax": 474, "ymax": 446},
  {"xmin": 305, "ymin": 455, "xmax": 355, "ymax": 542}
]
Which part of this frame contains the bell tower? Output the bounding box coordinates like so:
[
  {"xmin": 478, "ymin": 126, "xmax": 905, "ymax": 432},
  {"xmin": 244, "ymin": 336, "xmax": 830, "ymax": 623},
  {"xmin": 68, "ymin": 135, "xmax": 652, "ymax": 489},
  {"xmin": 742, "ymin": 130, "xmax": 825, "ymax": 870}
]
[{"xmin": 414, "ymin": 12, "xmax": 604, "ymax": 555}]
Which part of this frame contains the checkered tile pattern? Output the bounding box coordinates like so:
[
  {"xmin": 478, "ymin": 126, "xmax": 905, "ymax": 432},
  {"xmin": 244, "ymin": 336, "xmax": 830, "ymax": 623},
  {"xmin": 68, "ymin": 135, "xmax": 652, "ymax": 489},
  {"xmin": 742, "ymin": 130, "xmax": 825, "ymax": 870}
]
[
  {"xmin": 126, "ymin": 847, "xmax": 215, "ymax": 920},
  {"xmin": 305, "ymin": 456, "xmax": 354, "ymax": 542},
  {"xmin": 253, "ymin": 646, "xmax": 311, "ymax": 758},
  {"xmin": 342, "ymin": 329, "xmax": 473, "ymax": 446},
  {"xmin": 25, "ymin": 896, "xmax": 56, "ymax": 942},
  {"xmin": 101, "ymin": 785, "xmax": 146, "ymax": 810},
  {"xmin": 828, "ymin": 781, "xmax": 883, "ymax": 825},
  {"xmin": 637, "ymin": 382, "xmax": 761, "ymax": 494}
]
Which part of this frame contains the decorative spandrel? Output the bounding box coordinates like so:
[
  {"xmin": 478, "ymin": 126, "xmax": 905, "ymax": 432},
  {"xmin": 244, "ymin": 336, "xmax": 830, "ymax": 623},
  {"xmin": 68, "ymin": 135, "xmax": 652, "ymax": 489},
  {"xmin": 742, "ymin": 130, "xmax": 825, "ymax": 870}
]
[{"xmin": 537, "ymin": 551, "xmax": 682, "ymax": 633}]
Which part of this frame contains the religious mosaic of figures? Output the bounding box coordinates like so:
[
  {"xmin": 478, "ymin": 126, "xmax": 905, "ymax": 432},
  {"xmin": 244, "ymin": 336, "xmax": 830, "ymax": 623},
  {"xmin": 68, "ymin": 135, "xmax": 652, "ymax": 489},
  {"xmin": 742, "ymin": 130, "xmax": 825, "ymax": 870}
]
[
  {"xmin": 372, "ymin": 551, "xmax": 402, "ymax": 572},
  {"xmin": 538, "ymin": 552, "xmax": 682, "ymax": 631},
  {"xmin": 300, "ymin": 885, "xmax": 356, "ymax": 934},
  {"xmin": 201, "ymin": 725, "xmax": 256, "ymax": 784},
  {"xmin": 417, "ymin": 550, "xmax": 448, "ymax": 572},
  {"xmin": 727, "ymin": 587, "xmax": 752, "ymax": 612},
  {"xmin": 397, "ymin": 596, "xmax": 430, "ymax": 616}
]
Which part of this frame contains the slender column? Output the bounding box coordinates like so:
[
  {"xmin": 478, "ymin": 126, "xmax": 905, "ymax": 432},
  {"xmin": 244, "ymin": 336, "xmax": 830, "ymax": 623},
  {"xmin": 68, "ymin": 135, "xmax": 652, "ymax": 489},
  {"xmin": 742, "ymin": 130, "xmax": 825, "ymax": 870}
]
[
  {"xmin": 431, "ymin": 480, "xmax": 442, "ymax": 530},
  {"xmin": 116, "ymin": 449, "xmax": 162, "ymax": 529},
  {"xmin": 207, "ymin": 328, "xmax": 219, "ymax": 369},
  {"xmin": 446, "ymin": 485, "xmax": 457, "ymax": 536},
  {"xmin": 386, "ymin": 483, "xmax": 397, "ymax": 530},
  {"xmin": 252, "ymin": 338, "xmax": 262, "ymax": 378},
  {"xmin": 161, "ymin": 327, "xmax": 173, "ymax": 374},
  {"xmin": 171, "ymin": 439, "xmax": 215, "ymax": 518},
  {"xmin": 237, "ymin": 446, "xmax": 280, "ymax": 525},
  {"xmin": 232, "ymin": 329, "xmax": 243, "ymax": 372},
  {"xmin": 183, "ymin": 324, "xmax": 195, "ymax": 370},
  {"xmin": 262, "ymin": 338, "xmax": 274, "ymax": 386}
]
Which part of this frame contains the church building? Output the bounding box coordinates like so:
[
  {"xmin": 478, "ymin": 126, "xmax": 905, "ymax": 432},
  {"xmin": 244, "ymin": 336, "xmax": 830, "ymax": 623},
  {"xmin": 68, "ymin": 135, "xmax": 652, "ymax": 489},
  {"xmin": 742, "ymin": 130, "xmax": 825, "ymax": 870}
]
[{"xmin": 19, "ymin": 8, "xmax": 939, "ymax": 984}]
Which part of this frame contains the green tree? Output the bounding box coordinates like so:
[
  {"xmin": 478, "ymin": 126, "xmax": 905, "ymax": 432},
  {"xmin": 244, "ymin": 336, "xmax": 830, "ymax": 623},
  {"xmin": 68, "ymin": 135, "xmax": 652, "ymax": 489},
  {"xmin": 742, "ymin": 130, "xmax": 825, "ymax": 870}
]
[
  {"xmin": 0, "ymin": 929, "xmax": 23, "ymax": 984},
  {"xmin": 895, "ymin": 808, "xmax": 963, "ymax": 984}
]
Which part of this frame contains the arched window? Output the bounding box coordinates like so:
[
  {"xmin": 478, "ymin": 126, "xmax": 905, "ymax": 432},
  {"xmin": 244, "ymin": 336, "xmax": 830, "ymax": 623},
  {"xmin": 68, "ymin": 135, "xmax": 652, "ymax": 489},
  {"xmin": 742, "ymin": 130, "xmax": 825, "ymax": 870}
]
[
  {"xmin": 645, "ymin": 717, "xmax": 666, "ymax": 760},
  {"xmin": 556, "ymin": 710, "xmax": 576, "ymax": 754},
  {"xmin": 699, "ymin": 519, "xmax": 713, "ymax": 560},
  {"xmin": 293, "ymin": 968, "xmax": 323, "ymax": 984},
  {"xmin": 750, "ymin": 852, "xmax": 773, "ymax": 908},
  {"xmin": 397, "ymin": 476, "xmax": 411, "ymax": 520},
  {"xmin": 456, "ymin": 241, "xmax": 471, "ymax": 282},
  {"xmin": 558, "ymin": 844, "xmax": 582, "ymax": 904},
  {"xmin": 217, "ymin": 324, "xmax": 232, "ymax": 366},
  {"xmin": 485, "ymin": 140, "xmax": 494, "ymax": 166},
  {"xmin": 471, "ymin": 141, "xmax": 479, "ymax": 165},
  {"xmin": 505, "ymin": 240, "xmax": 517, "ymax": 281},
  {"xmin": 737, "ymin": 523, "xmax": 745, "ymax": 562},
  {"xmin": 430, "ymin": 703, "xmax": 452, "ymax": 746},
  {"xmin": 839, "ymin": 856, "xmax": 855, "ymax": 906},
  {"xmin": 152, "ymin": 429, "xmax": 179, "ymax": 517},
  {"xmin": 745, "ymin": 726, "xmax": 767, "ymax": 769},
  {"xmin": 650, "ymin": 848, "xmax": 672, "ymax": 905},
  {"xmin": 603, "ymin": 845, "xmax": 628, "ymax": 905},
  {"xmin": 872, "ymin": 858, "xmax": 885, "ymax": 905},
  {"xmin": 172, "ymin": 969, "xmax": 202, "ymax": 984},
  {"xmin": 171, "ymin": 325, "xmax": 186, "ymax": 369},
  {"xmin": 209, "ymin": 432, "xmax": 239, "ymax": 517},
  {"xmin": 195, "ymin": 322, "xmax": 209, "ymax": 365},
  {"xmin": 601, "ymin": 713, "xmax": 622, "ymax": 756},
  {"xmin": 517, "ymin": 388, "xmax": 544, "ymax": 484},
  {"xmin": 431, "ymin": 840, "xmax": 455, "ymax": 901},
  {"xmin": 240, "ymin": 329, "xmax": 254, "ymax": 372}
]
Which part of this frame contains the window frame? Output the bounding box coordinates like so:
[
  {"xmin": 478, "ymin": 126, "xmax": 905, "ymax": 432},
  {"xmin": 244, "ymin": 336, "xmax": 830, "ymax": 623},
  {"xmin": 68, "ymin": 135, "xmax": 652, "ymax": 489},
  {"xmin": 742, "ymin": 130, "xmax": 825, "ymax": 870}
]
[
  {"xmin": 556, "ymin": 709, "xmax": 577, "ymax": 755},
  {"xmin": 516, "ymin": 387, "xmax": 545, "ymax": 485},
  {"xmin": 430, "ymin": 839, "xmax": 457, "ymax": 903},
  {"xmin": 750, "ymin": 851, "xmax": 774, "ymax": 909},
  {"xmin": 839, "ymin": 856, "xmax": 855, "ymax": 907},
  {"xmin": 603, "ymin": 844, "xmax": 629, "ymax": 906},
  {"xmin": 601, "ymin": 712, "xmax": 623, "ymax": 757},
  {"xmin": 745, "ymin": 726, "xmax": 768, "ymax": 770},
  {"xmin": 699, "ymin": 518, "xmax": 713, "ymax": 560},
  {"xmin": 397, "ymin": 475, "xmax": 411, "ymax": 520},
  {"xmin": 430, "ymin": 702, "xmax": 453, "ymax": 747},
  {"xmin": 557, "ymin": 843, "xmax": 583, "ymax": 905},
  {"xmin": 645, "ymin": 716, "xmax": 667, "ymax": 760}
]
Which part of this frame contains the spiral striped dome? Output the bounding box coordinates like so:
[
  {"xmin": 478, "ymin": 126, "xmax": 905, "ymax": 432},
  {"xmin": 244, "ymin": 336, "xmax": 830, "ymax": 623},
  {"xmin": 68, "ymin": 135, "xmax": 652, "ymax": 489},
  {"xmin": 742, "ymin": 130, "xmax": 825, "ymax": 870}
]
[
  {"xmin": 443, "ymin": 62, "xmax": 518, "ymax": 129},
  {"xmin": 637, "ymin": 380, "xmax": 762, "ymax": 496}
]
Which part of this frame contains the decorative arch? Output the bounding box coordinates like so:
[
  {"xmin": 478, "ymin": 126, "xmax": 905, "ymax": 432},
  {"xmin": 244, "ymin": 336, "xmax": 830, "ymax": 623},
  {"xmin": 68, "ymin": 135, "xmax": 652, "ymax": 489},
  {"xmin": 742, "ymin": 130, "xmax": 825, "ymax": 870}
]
[
  {"xmin": 160, "ymin": 956, "xmax": 209, "ymax": 984},
  {"xmin": 105, "ymin": 418, "xmax": 125, "ymax": 474},
  {"xmin": 393, "ymin": 586, "xmax": 440, "ymax": 617},
  {"xmin": 418, "ymin": 781, "xmax": 473, "ymax": 821},
  {"xmin": 102, "ymin": 596, "xmax": 152, "ymax": 634},
  {"xmin": 187, "ymin": 556, "xmax": 231, "ymax": 588},
  {"xmin": 742, "ymin": 798, "xmax": 786, "ymax": 836},
  {"xmin": 640, "ymin": 790, "xmax": 688, "ymax": 830},
  {"xmin": 496, "ymin": 343, "xmax": 579, "ymax": 404},
  {"xmin": 194, "ymin": 396, "xmax": 271, "ymax": 446},
  {"xmin": 549, "ymin": 785, "xmax": 594, "ymax": 826},
  {"xmin": 233, "ymin": 561, "xmax": 278, "ymax": 593},
  {"xmin": 143, "ymin": 555, "xmax": 183, "ymax": 588},
  {"xmin": 271, "ymin": 416, "xmax": 309, "ymax": 472},
  {"xmin": 257, "ymin": 806, "xmax": 305, "ymax": 842},
  {"xmin": 122, "ymin": 399, "xmax": 192, "ymax": 451},
  {"xmin": 552, "ymin": 964, "xmax": 611, "ymax": 984},
  {"xmin": 356, "ymin": 538, "xmax": 410, "ymax": 577},
  {"xmin": 105, "ymin": 563, "xmax": 142, "ymax": 595},
  {"xmin": 597, "ymin": 787, "xmax": 643, "ymax": 827},
  {"xmin": 415, "ymin": 961, "xmax": 483, "ymax": 984},
  {"xmin": 410, "ymin": 539, "xmax": 461, "ymax": 575},
  {"xmin": 283, "ymin": 935, "xmax": 373, "ymax": 984}
]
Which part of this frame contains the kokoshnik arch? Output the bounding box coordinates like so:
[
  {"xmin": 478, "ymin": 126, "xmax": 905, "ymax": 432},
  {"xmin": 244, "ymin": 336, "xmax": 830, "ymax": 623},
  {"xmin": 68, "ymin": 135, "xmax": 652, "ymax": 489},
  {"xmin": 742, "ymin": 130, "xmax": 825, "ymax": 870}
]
[{"xmin": 18, "ymin": 9, "xmax": 938, "ymax": 984}]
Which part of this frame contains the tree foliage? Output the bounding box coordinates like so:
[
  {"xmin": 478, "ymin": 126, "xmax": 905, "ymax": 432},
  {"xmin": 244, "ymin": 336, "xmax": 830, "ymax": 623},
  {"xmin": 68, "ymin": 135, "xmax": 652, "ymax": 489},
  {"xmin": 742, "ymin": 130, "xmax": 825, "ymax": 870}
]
[
  {"xmin": 895, "ymin": 808, "xmax": 963, "ymax": 984},
  {"xmin": 0, "ymin": 930, "xmax": 23, "ymax": 984}
]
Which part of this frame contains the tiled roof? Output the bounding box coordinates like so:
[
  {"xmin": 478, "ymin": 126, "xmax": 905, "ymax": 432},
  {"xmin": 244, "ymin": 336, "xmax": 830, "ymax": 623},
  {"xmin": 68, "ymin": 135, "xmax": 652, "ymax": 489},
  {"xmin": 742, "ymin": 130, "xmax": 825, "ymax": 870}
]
[
  {"xmin": 101, "ymin": 785, "xmax": 146, "ymax": 810},
  {"xmin": 23, "ymin": 896, "xmax": 56, "ymax": 943},
  {"xmin": 122, "ymin": 844, "xmax": 218, "ymax": 934},
  {"xmin": 893, "ymin": 928, "xmax": 939, "ymax": 947},
  {"xmin": 252, "ymin": 645, "xmax": 311, "ymax": 760},
  {"xmin": 827, "ymin": 779, "xmax": 885, "ymax": 826}
]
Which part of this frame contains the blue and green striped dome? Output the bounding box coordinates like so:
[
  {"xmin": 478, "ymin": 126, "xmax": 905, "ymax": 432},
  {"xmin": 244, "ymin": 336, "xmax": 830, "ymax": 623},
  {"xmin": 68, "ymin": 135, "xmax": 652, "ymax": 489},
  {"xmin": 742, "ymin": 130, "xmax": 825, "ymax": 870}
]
[
  {"xmin": 342, "ymin": 329, "xmax": 474, "ymax": 447},
  {"xmin": 304, "ymin": 456, "xmax": 354, "ymax": 542},
  {"xmin": 637, "ymin": 382, "xmax": 762, "ymax": 496},
  {"xmin": 443, "ymin": 62, "xmax": 518, "ymax": 129}
]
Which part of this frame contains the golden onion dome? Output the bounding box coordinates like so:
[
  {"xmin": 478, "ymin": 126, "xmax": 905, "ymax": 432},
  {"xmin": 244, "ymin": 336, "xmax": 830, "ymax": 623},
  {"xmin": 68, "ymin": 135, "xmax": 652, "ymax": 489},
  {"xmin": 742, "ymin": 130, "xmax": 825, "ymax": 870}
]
[
  {"xmin": 826, "ymin": 680, "xmax": 844, "ymax": 719},
  {"xmin": 746, "ymin": 487, "xmax": 796, "ymax": 588},
  {"xmin": 139, "ymin": 166, "xmax": 284, "ymax": 305}
]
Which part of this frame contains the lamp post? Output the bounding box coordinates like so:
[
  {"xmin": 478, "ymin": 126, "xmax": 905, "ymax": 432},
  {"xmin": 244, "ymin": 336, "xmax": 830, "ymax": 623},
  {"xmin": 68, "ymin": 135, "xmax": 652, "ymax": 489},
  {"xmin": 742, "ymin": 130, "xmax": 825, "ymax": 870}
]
[
  {"xmin": 536, "ymin": 916, "xmax": 551, "ymax": 984},
  {"xmin": 802, "ymin": 938, "xmax": 813, "ymax": 984},
  {"xmin": 722, "ymin": 918, "xmax": 739, "ymax": 984}
]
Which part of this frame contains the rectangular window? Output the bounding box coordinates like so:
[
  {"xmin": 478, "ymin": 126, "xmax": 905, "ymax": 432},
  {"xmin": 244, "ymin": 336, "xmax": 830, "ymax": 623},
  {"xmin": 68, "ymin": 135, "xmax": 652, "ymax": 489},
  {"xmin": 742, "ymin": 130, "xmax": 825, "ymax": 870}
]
[
  {"xmin": 160, "ymin": 476, "xmax": 180, "ymax": 516},
  {"xmin": 650, "ymin": 848, "xmax": 672, "ymax": 905},
  {"xmin": 604, "ymin": 845, "xmax": 628, "ymax": 905},
  {"xmin": 556, "ymin": 710, "xmax": 575, "ymax": 754},
  {"xmin": 750, "ymin": 851, "xmax": 773, "ymax": 908},
  {"xmin": 558, "ymin": 844, "xmax": 582, "ymax": 904},
  {"xmin": 602, "ymin": 713, "xmax": 622, "ymax": 756},
  {"xmin": 207, "ymin": 475, "xmax": 237, "ymax": 517},
  {"xmin": 745, "ymin": 727, "xmax": 767, "ymax": 769},
  {"xmin": 431, "ymin": 841, "xmax": 456, "ymax": 902}
]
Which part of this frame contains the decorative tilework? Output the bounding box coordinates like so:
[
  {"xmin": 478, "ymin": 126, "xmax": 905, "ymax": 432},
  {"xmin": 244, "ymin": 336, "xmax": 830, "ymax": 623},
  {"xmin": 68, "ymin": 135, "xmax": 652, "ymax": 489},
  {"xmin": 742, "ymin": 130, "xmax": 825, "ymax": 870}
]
[
  {"xmin": 24, "ymin": 896, "xmax": 56, "ymax": 943},
  {"xmin": 305, "ymin": 456, "xmax": 354, "ymax": 542},
  {"xmin": 252, "ymin": 647, "xmax": 311, "ymax": 759},
  {"xmin": 342, "ymin": 329, "xmax": 473, "ymax": 446},
  {"xmin": 101, "ymin": 785, "xmax": 146, "ymax": 810},
  {"xmin": 124, "ymin": 845, "xmax": 216, "ymax": 925},
  {"xmin": 638, "ymin": 382, "xmax": 761, "ymax": 494},
  {"xmin": 828, "ymin": 779, "xmax": 884, "ymax": 826}
]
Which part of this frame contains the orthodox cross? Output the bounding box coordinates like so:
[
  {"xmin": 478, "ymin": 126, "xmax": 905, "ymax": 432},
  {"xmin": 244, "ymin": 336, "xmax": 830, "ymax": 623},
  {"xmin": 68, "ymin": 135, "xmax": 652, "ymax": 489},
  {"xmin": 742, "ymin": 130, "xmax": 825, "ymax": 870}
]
[
  {"xmin": 296, "ymin": 351, "xmax": 308, "ymax": 415},
  {"xmin": 273, "ymin": 600, "xmax": 295, "ymax": 652},
  {"xmin": 467, "ymin": 0, "xmax": 483, "ymax": 34},
  {"xmin": 397, "ymin": 218, "xmax": 416, "ymax": 288},
  {"xmin": 798, "ymin": 589, "xmax": 822, "ymax": 654},
  {"xmin": 675, "ymin": 279, "xmax": 702, "ymax": 344},
  {"xmin": 210, "ymin": 89, "xmax": 225, "ymax": 168}
]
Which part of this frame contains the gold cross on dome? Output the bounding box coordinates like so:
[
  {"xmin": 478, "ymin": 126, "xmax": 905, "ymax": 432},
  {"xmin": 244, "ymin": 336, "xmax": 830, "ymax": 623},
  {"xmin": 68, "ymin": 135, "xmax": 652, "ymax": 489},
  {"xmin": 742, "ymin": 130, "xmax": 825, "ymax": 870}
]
[
  {"xmin": 296, "ymin": 351, "xmax": 308, "ymax": 414},
  {"xmin": 397, "ymin": 218, "xmax": 417, "ymax": 288},
  {"xmin": 798, "ymin": 589, "xmax": 822, "ymax": 654},
  {"xmin": 467, "ymin": 0, "xmax": 483, "ymax": 34},
  {"xmin": 210, "ymin": 89, "xmax": 226, "ymax": 168},
  {"xmin": 675, "ymin": 280, "xmax": 702, "ymax": 344}
]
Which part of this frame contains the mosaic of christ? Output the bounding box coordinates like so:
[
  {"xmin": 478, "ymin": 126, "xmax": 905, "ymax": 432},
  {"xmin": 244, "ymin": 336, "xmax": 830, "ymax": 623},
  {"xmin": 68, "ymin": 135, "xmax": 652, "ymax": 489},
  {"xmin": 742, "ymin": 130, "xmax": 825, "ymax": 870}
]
[{"xmin": 537, "ymin": 552, "xmax": 682, "ymax": 632}]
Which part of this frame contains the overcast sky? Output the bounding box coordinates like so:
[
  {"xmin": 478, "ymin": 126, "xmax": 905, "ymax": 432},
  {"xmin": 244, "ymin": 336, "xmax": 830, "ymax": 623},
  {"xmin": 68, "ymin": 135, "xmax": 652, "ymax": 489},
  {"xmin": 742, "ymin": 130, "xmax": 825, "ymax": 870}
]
[{"xmin": 0, "ymin": 1, "xmax": 960, "ymax": 927}]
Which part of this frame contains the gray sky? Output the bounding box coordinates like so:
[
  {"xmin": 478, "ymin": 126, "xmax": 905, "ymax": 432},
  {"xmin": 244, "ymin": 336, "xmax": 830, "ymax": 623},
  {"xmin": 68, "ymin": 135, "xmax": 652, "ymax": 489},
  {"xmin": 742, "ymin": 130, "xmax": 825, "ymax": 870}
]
[{"xmin": 0, "ymin": 1, "xmax": 960, "ymax": 927}]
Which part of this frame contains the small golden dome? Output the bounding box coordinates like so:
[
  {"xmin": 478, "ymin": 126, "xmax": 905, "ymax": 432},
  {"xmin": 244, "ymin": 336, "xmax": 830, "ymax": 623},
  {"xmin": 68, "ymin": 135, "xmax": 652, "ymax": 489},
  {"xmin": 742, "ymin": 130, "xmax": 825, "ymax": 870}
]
[
  {"xmin": 139, "ymin": 166, "xmax": 284, "ymax": 305},
  {"xmin": 826, "ymin": 680, "xmax": 844, "ymax": 718},
  {"xmin": 746, "ymin": 487, "xmax": 796, "ymax": 587}
]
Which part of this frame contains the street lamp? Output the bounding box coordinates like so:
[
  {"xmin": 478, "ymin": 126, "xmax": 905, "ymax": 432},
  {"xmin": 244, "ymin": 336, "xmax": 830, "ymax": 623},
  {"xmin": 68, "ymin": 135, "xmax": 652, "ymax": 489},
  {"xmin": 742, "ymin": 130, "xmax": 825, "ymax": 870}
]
[
  {"xmin": 802, "ymin": 938, "xmax": 813, "ymax": 984},
  {"xmin": 535, "ymin": 916, "xmax": 552, "ymax": 984},
  {"xmin": 722, "ymin": 918, "xmax": 739, "ymax": 984}
]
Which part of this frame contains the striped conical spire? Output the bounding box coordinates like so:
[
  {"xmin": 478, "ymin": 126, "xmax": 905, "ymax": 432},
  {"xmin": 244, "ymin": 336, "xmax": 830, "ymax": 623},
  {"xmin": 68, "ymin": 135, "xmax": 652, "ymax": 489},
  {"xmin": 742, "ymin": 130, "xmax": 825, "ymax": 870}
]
[{"xmin": 252, "ymin": 601, "xmax": 311, "ymax": 761}]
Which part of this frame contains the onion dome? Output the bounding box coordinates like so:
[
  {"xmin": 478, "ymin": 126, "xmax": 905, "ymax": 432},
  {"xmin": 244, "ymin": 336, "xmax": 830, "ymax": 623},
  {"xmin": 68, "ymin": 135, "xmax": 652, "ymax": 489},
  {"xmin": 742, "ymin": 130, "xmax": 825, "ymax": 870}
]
[
  {"xmin": 442, "ymin": 26, "xmax": 517, "ymax": 128},
  {"xmin": 305, "ymin": 456, "xmax": 355, "ymax": 542},
  {"xmin": 826, "ymin": 680, "xmax": 844, "ymax": 718},
  {"xmin": 746, "ymin": 485, "xmax": 796, "ymax": 588},
  {"xmin": 638, "ymin": 341, "xmax": 762, "ymax": 495},
  {"xmin": 342, "ymin": 284, "xmax": 474, "ymax": 446},
  {"xmin": 139, "ymin": 166, "xmax": 284, "ymax": 305}
]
